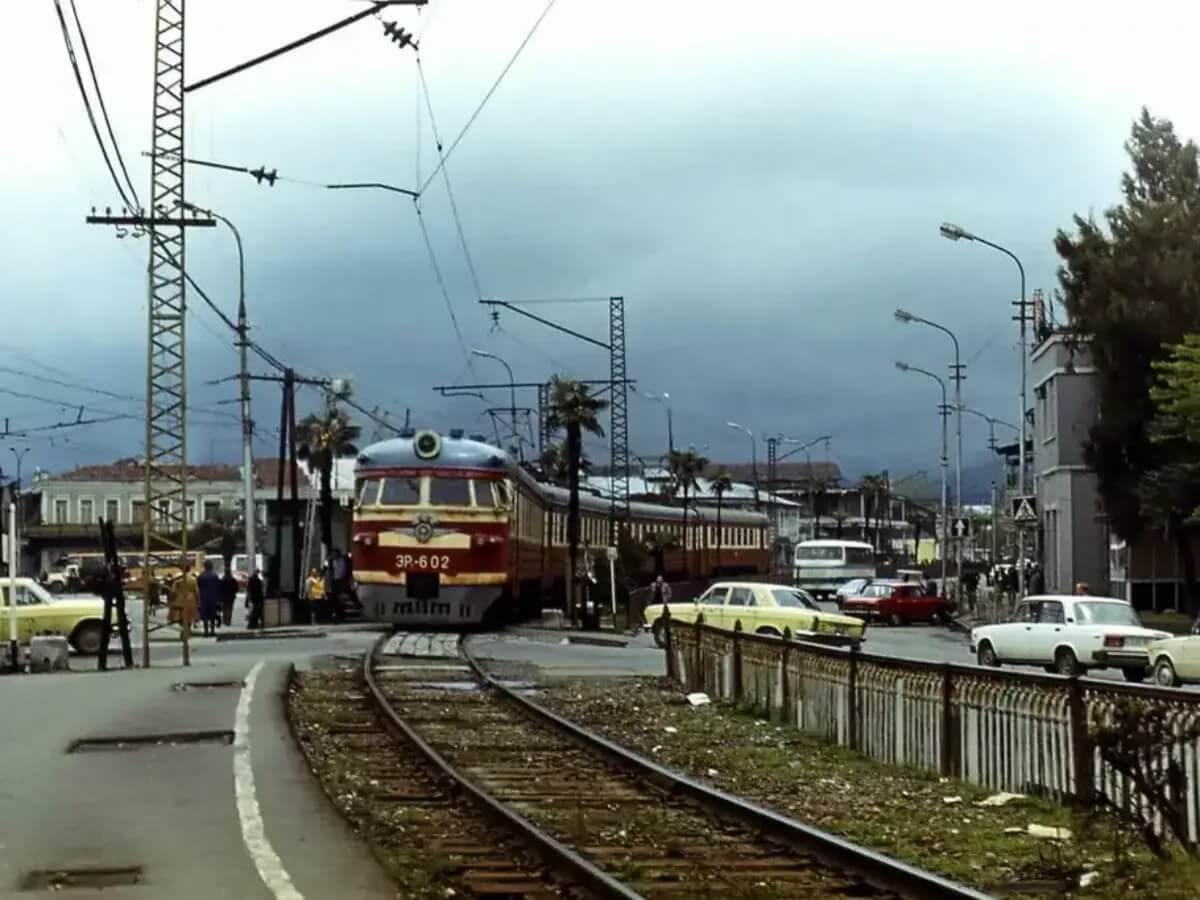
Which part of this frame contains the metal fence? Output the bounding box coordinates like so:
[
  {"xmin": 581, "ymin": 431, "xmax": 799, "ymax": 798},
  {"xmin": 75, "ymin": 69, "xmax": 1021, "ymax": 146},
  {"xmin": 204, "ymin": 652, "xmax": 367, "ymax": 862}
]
[{"xmin": 665, "ymin": 615, "xmax": 1200, "ymax": 845}]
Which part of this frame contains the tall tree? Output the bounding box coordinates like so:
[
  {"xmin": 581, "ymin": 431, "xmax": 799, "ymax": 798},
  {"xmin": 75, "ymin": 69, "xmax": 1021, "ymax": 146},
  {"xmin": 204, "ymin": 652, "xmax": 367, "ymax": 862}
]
[
  {"xmin": 668, "ymin": 449, "xmax": 708, "ymax": 575},
  {"xmin": 858, "ymin": 473, "xmax": 888, "ymax": 549},
  {"xmin": 709, "ymin": 469, "xmax": 733, "ymax": 575},
  {"xmin": 1056, "ymin": 110, "xmax": 1200, "ymax": 612},
  {"xmin": 297, "ymin": 405, "xmax": 361, "ymax": 563},
  {"xmin": 545, "ymin": 376, "xmax": 608, "ymax": 617}
]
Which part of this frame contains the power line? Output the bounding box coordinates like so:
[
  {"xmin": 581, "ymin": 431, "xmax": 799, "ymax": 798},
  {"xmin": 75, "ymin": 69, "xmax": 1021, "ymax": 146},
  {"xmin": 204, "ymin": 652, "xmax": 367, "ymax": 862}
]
[
  {"xmin": 413, "ymin": 199, "xmax": 474, "ymax": 373},
  {"xmin": 418, "ymin": 0, "xmax": 559, "ymax": 194},
  {"xmin": 50, "ymin": 0, "xmax": 134, "ymax": 208},
  {"xmin": 0, "ymin": 365, "xmax": 140, "ymax": 404},
  {"xmin": 66, "ymin": 0, "xmax": 140, "ymax": 208}
]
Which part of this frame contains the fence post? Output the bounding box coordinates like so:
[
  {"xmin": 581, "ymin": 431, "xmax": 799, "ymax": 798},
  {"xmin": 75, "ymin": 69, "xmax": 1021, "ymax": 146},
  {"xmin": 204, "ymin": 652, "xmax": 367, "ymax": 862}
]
[
  {"xmin": 663, "ymin": 604, "xmax": 675, "ymax": 681},
  {"xmin": 1068, "ymin": 676, "xmax": 1093, "ymax": 806},
  {"xmin": 940, "ymin": 663, "xmax": 957, "ymax": 777},
  {"xmin": 692, "ymin": 611, "xmax": 704, "ymax": 693},
  {"xmin": 732, "ymin": 618, "xmax": 743, "ymax": 704},
  {"xmin": 848, "ymin": 642, "xmax": 859, "ymax": 752},
  {"xmin": 780, "ymin": 627, "xmax": 791, "ymax": 725}
]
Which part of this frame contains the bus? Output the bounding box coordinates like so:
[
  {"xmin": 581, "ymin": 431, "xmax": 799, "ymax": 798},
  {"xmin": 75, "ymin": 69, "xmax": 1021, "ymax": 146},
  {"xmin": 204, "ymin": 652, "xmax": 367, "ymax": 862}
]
[{"xmin": 792, "ymin": 540, "xmax": 876, "ymax": 599}]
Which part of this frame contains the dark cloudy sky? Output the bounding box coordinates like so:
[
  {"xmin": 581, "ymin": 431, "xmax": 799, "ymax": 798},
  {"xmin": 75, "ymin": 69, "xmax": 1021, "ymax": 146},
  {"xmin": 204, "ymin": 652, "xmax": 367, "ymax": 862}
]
[{"xmin": 4, "ymin": 0, "xmax": 1196, "ymax": 491}]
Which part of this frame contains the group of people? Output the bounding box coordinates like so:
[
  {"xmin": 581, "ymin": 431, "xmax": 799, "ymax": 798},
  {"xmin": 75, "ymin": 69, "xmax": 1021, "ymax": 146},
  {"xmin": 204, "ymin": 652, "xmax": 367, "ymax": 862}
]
[
  {"xmin": 304, "ymin": 548, "xmax": 352, "ymax": 624},
  {"xmin": 168, "ymin": 561, "xmax": 266, "ymax": 635}
]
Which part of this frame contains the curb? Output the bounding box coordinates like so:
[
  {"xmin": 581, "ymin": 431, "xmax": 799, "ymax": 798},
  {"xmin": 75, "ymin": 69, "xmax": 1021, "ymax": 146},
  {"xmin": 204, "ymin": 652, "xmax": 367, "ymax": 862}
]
[{"xmin": 216, "ymin": 629, "xmax": 327, "ymax": 643}]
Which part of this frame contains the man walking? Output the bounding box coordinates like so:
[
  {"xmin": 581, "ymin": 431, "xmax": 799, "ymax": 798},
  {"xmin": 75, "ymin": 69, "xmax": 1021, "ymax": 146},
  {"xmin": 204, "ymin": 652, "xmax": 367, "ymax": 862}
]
[
  {"xmin": 168, "ymin": 562, "xmax": 199, "ymax": 667},
  {"xmin": 246, "ymin": 569, "xmax": 265, "ymax": 630},
  {"xmin": 197, "ymin": 560, "xmax": 221, "ymax": 636},
  {"xmin": 220, "ymin": 566, "xmax": 238, "ymax": 628}
]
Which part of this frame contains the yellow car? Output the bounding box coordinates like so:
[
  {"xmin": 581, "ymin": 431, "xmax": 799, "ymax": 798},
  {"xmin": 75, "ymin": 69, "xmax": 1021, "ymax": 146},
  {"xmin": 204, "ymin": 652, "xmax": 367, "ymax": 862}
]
[
  {"xmin": 1148, "ymin": 632, "xmax": 1200, "ymax": 687},
  {"xmin": 647, "ymin": 580, "xmax": 866, "ymax": 647},
  {"xmin": 1, "ymin": 578, "xmax": 110, "ymax": 654}
]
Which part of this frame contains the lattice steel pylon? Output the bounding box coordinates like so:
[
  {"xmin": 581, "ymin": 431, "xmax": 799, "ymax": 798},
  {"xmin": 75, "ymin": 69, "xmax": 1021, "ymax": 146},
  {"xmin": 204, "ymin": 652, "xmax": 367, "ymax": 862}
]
[
  {"xmin": 608, "ymin": 296, "xmax": 629, "ymax": 537},
  {"xmin": 143, "ymin": 0, "xmax": 188, "ymax": 668}
]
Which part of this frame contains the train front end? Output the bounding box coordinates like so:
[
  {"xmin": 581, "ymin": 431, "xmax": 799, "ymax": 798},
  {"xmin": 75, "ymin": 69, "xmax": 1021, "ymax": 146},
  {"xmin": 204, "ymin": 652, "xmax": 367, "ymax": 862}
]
[{"xmin": 353, "ymin": 430, "xmax": 513, "ymax": 628}]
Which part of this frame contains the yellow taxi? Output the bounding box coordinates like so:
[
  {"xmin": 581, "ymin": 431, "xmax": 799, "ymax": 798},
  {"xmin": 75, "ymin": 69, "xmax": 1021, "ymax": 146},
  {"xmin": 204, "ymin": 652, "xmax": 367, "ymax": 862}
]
[
  {"xmin": 647, "ymin": 580, "xmax": 866, "ymax": 647},
  {"xmin": 1, "ymin": 578, "xmax": 110, "ymax": 654}
]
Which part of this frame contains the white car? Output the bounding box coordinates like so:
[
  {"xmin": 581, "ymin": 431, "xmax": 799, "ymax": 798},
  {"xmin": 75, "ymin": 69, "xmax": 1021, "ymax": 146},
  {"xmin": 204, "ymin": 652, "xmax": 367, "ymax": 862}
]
[
  {"xmin": 1148, "ymin": 630, "xmax": 1200, "ymax": 687},
  {"xmin": 970, "ymin": 595, "xmax": 1171, "ymax": 681},
  {"xmin": 834, "ymin": 578, "xmax": 870, "ymax": 607}
]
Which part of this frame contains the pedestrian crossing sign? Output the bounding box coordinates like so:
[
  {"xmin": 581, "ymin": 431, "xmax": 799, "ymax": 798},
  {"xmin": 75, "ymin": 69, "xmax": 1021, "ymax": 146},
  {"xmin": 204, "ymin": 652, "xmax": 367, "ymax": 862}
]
[{"xmin": 1011, "ymin": 496, "xmax": 1038, "ymax": 523}]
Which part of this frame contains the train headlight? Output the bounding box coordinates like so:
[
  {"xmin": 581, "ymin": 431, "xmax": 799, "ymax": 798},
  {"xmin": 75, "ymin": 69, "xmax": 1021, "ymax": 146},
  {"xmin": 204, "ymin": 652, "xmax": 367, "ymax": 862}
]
[{"xmin": 414, "ymin": 430, "xmax": 441, "ymax": 459}]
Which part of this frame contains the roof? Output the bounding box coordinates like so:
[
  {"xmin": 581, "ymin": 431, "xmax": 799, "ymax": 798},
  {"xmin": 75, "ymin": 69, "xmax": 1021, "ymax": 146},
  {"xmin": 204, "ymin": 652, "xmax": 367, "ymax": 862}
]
[
  {"xmin": 714, "ymin": 461, "xmax": 842, "ymax": 484},
  {"xmin": 50, "ymin": 460, "xmax": 241, "ymax": 483},
  {"xmin": 796, "ymin": 539, "xmax": 873, "ymax": 549},
  {"xmin": 1025, "ymin": 594, "xmax": 1127, "ymax": 604},
  {"xmin": 710, "ymin": 581, "xmax": 793, "ymax": 590},
  {"xmin": 356, "ymin": 434, "xmax": 506, "ymax": 471}
]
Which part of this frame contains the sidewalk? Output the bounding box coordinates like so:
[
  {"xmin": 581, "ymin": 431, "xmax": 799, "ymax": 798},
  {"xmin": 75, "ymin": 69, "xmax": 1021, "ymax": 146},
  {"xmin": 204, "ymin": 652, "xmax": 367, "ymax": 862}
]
[
  {"xmin": 503, "ymin": 623, "xmax": 657, "ymax": 650},
  {"xmin": 0, "ymin": 658, "xmax": 395, "ymax": 898}
]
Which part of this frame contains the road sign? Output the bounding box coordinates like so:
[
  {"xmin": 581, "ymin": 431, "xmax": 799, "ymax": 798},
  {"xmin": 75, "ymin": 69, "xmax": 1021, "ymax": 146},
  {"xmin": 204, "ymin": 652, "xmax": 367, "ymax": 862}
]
[
  {"xmin": 952, "ymin": 517, "xmax": 970, "ymax": 538},
  {"xmin": 1011, "ymin": 496, "xmax": 1038, "ymax": 523}
]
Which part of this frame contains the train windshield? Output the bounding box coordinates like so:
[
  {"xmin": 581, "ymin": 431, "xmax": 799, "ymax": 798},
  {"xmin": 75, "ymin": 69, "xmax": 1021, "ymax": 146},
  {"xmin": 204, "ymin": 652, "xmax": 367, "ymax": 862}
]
[
  {"xmin": 429, "ymin": 477, "xmax": 473, "ymax": 506},
  {"xmin": 380, "ymin": 477, "xmax": 421, "ymax": 505},
  {"xmin": 358, "ymin": 479, "xmax": 381, "ymax": 506}
]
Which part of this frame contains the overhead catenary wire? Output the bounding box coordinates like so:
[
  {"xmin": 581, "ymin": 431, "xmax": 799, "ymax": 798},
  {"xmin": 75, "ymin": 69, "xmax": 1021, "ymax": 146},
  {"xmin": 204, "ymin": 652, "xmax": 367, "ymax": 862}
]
[
  {"xmin": 66, "ymin": 0, "xmax": 140, "ymax": 208},
  {"xmin": 418, "ymin": 0, "xmax": 559, "ymax": 195},
  {"xmin": 50, "ymin": 0, "xmax": 135, "ymax": 209},
  {"xmin": 413, "ymin": 199, "xmax": 474, "ymax": 374}
]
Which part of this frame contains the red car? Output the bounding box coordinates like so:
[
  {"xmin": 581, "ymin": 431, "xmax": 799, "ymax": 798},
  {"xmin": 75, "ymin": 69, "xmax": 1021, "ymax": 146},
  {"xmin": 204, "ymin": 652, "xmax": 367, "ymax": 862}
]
[{"xmin": 841, "ymin": 580, "xmax": 950, "ymax": 626}]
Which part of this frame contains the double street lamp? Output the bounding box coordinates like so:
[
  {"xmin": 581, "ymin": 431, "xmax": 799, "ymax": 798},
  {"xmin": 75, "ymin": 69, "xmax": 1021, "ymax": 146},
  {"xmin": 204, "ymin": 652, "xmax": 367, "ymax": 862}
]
[
  {"xmin": 940, "ymin": 221, "xmax": 1030, "ymax": 593},
  {"xmin": 895, "ymin": 362, "xmax": 949, "ymax": 595},
  {"xmin": 642, "ymin": 391, "xmax": 674, "ymax": 456},
  {"xmin": 895, "ymin": 308, "xmax": 963, "ymax": 600}
]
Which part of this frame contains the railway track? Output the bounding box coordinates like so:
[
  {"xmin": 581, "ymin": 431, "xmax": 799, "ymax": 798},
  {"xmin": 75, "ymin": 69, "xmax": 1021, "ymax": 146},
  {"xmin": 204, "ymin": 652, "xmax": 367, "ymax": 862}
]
[{"xmin": 358, "ymin": 632, "xmax": 991, "ymax": 900}]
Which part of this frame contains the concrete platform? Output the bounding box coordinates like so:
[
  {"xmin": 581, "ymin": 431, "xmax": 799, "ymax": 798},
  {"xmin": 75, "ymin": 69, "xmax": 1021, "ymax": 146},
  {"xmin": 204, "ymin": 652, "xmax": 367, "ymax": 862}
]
[{"xmin": 0, "ymin": 659, "xmax": 395, "ymax": 899}]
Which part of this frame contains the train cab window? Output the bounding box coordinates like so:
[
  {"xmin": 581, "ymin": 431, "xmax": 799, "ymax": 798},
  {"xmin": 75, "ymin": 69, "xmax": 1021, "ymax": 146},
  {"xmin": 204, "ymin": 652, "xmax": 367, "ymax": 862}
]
[
  {"xmin": 358, "ymin": 479, "xmax": 381, "ymax": 507},
  {"xmin": 380, "ymin": 476, "xmax": 421, "ymax": 505},
  {"xmin": 429, "ymin": 478, "xmax": 473, "ymax": 506},
  {"xmin": 494, "ymin": 481, "xmax": 511, "ymax": 508}
]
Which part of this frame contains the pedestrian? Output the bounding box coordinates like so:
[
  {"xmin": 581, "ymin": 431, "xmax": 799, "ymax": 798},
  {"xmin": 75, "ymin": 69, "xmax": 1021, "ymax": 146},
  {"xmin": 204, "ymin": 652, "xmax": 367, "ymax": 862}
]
[
  {"xmin": 220, "ymin": 566, "xmax": 238, "ymax": 628},
  {"xmin": 1074, "ymin": 582, "xmax": 1090, "ymax": 595},
  {"xmin": 331, "ymin": 548, "xmax": 349, "ymax": 624},
  {"xmin": 197, "ymin": 560, "xmax": 221, "ymax": 636},
  {"xmin": 246, "ymin": 569, "xmax": 265, "ymax": 629},
  {"xmin": 168, "ymin": 563, "xmax": 199, "ymax": 659},
  {"xmin": 307, "ymin": 568, "xmax": 326, "ymax": 623}
]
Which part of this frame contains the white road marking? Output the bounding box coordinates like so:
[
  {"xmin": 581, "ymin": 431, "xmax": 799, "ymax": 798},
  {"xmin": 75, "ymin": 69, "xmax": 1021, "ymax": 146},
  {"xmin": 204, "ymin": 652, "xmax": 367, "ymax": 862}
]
[{"xmin": 235, "ymin": 662, "xmax": 304, "ymax": 900}]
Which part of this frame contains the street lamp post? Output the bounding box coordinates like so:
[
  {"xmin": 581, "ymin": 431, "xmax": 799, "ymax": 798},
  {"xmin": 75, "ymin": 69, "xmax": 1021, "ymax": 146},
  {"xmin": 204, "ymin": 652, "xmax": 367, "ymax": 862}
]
[
  {"xmin": 896, "ymin": 362, "xmax": 949, "ymax": 596},
  {"xmin": 776, "ymin": 434, "xmax": 832, "ymax": 540},
  {"xmin": 470, "ymin": 349, "xmax": 519, "ymax": 459},
  {"xmin": 642, "ymin": 391, "xmax": 674, "ymax": 455},
  {"xmin": 895, "ymin": 309, "xmax": 963, "ymax": 600},
  {"xmin": 184, "ymin": 201, "xmax": 256, "ymax": 595},
  {"xmin": 940, "ymin": 221, "xmax": 1028, "ymax": 595},
  {"xmin": 726, "ymin": 422, "xmax": 760, "ymax": 509}
]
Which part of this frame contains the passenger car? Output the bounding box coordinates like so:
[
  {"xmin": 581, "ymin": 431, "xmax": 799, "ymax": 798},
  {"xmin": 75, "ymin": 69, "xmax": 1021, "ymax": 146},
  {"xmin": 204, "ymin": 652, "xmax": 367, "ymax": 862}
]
[
  {"xmin": 841, "ymin": 580, "xmax": 949, "ymax": 626},
  {"xmin": 970, "ymin": 595, "xmax": 1171, "ymax": 680},
  {"xmin": 0, "ymin": 578, "xmax": 109, "ymax": 654},
  {"xmin": 1148, "ymin": 629, "xmax": 1200, "ymax": 687},
  {"xmin": 647, "ymin": 580, "xmax": 866, "ymax": 647},
  {"xmin": 834, "ymin": 577, "xmax": 870, "ymax": 608}
]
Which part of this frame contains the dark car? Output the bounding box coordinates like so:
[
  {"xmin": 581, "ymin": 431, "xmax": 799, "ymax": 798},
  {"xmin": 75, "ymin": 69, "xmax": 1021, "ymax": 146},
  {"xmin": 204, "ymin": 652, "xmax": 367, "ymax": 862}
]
[{"xmin": 841, "ymin": 580, "xmax": 950, "ymax": 626}]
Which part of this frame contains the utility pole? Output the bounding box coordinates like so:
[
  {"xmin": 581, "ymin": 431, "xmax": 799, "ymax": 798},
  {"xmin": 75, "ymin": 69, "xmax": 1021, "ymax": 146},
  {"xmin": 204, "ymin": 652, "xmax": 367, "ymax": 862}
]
[{"xmin": 238, "ymin": 296, "xmax": 255, "ymax": 581}]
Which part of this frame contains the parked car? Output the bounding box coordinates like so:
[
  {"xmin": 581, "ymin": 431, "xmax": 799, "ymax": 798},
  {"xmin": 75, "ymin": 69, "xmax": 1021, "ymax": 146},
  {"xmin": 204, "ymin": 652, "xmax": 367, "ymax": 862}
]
[
  {"xmin": 647, "ymin": 581, "xmax": 866, "ymax": 648},
  {"xmin": 0, "ymin": 578, "xmax": 111, "ymax": 654},
  {"xmin": 970, "ymin": 595, "xmax": 1171, "ymax": 681},
  {"xmin": 1148, "ymin": 628, "xmax": 1200, "ymax": 687},
  {"xmin": 833, "ymin": 577, "xmax": 870, "ymax": 608},
  {"xmin": 841, "ymin": 580, "xmax": 950, "ymax": 626}
]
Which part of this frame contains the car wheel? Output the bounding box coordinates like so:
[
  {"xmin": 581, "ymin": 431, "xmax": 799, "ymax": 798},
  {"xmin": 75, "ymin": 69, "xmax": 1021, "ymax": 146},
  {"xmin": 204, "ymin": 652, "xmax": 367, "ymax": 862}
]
[
  {"xmin": 1054, "ymin": 648, "xmax": 1083, "ymax": 677},
  {"xmin": 49, "ymin": 581, "xmax": 64, "ymax": 594},
  {"xmin": 888, "ymin": 613, "xmax": 903, "ymax": 627},
  {"xmin": 1154, "ymin": 658, "xmax": 1178, "ymax": 688},
  {"xmin": 930, "ymin": 612, "xmax": 944, "ymax": 626},
  {"xmin": 756, "ymin": 626, "xmax": 782, "ymax": 639},
  {"xmin": 977, "ymin": 642, "xmax": 999, "ymax": 668},
  {"xmin": 1122, "ymin": 667, "xmax": 1149, "ymax": 684},
  {"xmin": 651, "ymin": 618, "xmax": 666, "ymax": 648},
  {"xmin": 71, "ymin": 621, "xmax": 104, "ymax": 656},
  {"xmin": 1043, "ymin": 666, "xmax": 1058, "ymax": 675}
]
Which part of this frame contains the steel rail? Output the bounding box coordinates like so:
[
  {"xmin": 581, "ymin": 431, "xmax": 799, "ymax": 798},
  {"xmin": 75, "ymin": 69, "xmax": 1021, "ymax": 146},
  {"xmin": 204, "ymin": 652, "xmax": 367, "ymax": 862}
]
[
  {"xmin": 461, "ymin": 640, "xmax": 993, "ymax": 900},
  {"xmin": 361, "ymin": 634, "xmax": 641, "ymax": 900}
]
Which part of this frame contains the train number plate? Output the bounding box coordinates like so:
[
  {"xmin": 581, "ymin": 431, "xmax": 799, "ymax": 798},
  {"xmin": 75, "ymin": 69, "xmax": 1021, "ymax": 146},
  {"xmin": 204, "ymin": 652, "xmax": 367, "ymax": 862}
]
[{"xmin": 395, "ymin": 554, "xmax": 451, "ymax": 571}]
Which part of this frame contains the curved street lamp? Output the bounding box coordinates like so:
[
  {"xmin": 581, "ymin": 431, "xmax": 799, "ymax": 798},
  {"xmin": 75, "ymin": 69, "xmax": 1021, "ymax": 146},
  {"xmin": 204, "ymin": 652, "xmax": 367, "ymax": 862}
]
[
  {"xmin": 896, "ymin": 361, "xmax": 949, "ymax": 594},
  {"xmin": 470, "ymin": 349, "xmax": 518, "ymax": 458},
  {"xmin": 725, "ymin": 422, "xmax": 760, "ymax": 509}
]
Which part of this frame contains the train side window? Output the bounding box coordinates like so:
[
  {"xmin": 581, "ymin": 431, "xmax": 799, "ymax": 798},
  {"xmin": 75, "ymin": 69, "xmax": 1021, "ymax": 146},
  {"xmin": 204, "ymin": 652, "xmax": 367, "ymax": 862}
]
[
  {"xmin": 494, "ymin": 481, "xmax": 511, "ymax": 509},
  {"xmin": 380, "ymin": 477, "xmax": 420, "ymax": 505},
  {"xmin": 358, "ymin": 479, "xmax": 381, "ymax": 507},
  {"xmin": 429, "ymin": 478, "xmax": 473, "ymax": 506}
]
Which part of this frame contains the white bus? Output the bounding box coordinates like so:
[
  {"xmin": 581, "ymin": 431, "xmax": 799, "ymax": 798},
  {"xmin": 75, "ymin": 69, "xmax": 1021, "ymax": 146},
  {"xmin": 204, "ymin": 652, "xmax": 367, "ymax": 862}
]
[{"xmin": 792, "ymin": 540, "xmax": 876, "ymax": 599}]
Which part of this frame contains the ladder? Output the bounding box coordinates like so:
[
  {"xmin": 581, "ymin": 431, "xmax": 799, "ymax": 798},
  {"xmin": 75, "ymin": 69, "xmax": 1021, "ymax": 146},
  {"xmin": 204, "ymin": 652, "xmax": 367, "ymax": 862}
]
[{"xmin": 298, "ymin": 492, "xmax": 319, "ymax": 597}]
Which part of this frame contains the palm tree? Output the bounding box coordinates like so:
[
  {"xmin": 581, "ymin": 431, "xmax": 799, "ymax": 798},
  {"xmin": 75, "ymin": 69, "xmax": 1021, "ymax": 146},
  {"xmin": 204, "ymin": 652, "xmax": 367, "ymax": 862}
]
[
  {"xmin": 191, "ymin": 507, "xmax": 243, "ymax": 574},
  {"xmin": 859, "ymin": 473, "xmax": 888, "ymax": 550},
  {"xmin": 539, "ymin": 441, "xmax": 569, "ymax": 484},
  {"xmin": 545, "ymin": 376, "xmax": 608, "ymax": 617},
  {"xmin": 297, "ymin": 405, "xmax": 362, "ymax": 563},
  {"xmin": 709, "ymin": 469, "xmax": 733, "ymax": 574},
  {"xmin": 668, "ymin": 449, "xmax": 708, "ymax": 575}
]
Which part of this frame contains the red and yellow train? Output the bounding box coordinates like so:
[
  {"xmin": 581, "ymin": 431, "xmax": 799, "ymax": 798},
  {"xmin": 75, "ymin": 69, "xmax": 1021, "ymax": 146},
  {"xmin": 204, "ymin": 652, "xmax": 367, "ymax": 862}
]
[{"xmin": 352, "ymin": 430, "xmax": 770, "ymax": 627}]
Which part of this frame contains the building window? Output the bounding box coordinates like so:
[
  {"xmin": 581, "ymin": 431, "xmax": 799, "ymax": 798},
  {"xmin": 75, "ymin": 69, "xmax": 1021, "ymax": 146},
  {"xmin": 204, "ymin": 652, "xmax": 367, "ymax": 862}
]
[
  {"xmin": 256, "ymin": 502, "xmax": 267, "ymax": 526},
  {"xmin": 1046, "ymin": 379, "xmax": 1058, "ymax": 441},
  {"xmin": 157, "ymin": 500, "xmax": 171, "ymax": 525},
  {"xmin": 79, "ymin": 498, "xmax": 94, "ymax": 525},
  {"xmin": 106, "ymin": 499, "xmax": 120, "ymax": 524},
  {"xmin": 203, "ymin": 500, "xmax": 221, "ymax": 522},
  {"xmin": 132, "ymin": 500, "xmax": 146, "ymax": 524},
  {"xmin": 54, "ymin": 499, "xmax": 69, "ymax": 524},
  {"xmin": 185, "ymin": 500, "xmax": 196, "ymax": 524}
]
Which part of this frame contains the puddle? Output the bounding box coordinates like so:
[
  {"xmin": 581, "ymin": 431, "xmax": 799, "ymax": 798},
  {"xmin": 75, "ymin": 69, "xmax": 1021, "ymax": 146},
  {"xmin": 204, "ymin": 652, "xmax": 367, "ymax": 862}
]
[
  {"xmin": 171, "ymin": 680, "xmax": 243, "ymax": 692},
  {"xmin": 22, "ymin": 866, "xmax": 143, "ymax": 891},
  {"xmin": 68, "ymin": 730, "xmax": 234, "ymax": 753}
]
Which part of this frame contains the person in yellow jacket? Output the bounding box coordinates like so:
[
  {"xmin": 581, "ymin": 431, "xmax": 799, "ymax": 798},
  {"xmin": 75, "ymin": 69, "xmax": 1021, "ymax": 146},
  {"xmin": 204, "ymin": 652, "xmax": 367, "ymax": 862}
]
[
  {"xmin": 168, "ymin": 562, "xmax": 199, "ymax": 666},
  {"xmin": 307, "ymin": 569, "xmax": 326, "ymax": 623}
]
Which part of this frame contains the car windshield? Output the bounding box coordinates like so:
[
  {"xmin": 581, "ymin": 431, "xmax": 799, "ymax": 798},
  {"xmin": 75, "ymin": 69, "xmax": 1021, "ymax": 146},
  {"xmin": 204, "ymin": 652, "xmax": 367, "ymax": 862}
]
[
  {"xmin": 796, "ymin": 546, "xmax": 840, "ymax": 561},
  {"xmin": 1075, "ymin": 602, "xmax": 1140, "ymax": 627},
  {"xmin": 770, "ymin": 588, "xmax": 818, "ymax": 610}
]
